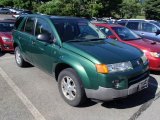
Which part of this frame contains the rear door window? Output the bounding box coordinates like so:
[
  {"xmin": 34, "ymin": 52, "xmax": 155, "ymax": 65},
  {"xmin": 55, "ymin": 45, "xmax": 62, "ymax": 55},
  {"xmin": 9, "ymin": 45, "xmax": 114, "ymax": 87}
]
[
  {"xmin": 24, "ymin": 17, "xmax": 35, "ymax": 35},
  {"xmin": 126, "ymin": 22, "xmax": 139, "ymax": 30}
]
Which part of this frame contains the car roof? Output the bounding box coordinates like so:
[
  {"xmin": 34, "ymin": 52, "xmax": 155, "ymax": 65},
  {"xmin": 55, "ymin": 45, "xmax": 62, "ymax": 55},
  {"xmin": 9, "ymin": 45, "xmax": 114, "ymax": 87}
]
[
  {"xmin": 93, "ymin": 22, "xmax": 122, "ymax": 27},
  {"xmin": 20, "ymin": 14, "xmax": 87, "ymax": 21}
]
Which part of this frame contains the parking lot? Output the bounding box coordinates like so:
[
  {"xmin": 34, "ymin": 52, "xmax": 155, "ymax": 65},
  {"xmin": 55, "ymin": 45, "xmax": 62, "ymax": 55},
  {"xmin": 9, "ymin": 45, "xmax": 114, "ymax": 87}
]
[
  {"xmin": 0, "ymin": 15, "xmax": 160, "ymax": 120},
  {"xmin": 0, "ymin": 52, "xmax": 160, "ymax": 120}
]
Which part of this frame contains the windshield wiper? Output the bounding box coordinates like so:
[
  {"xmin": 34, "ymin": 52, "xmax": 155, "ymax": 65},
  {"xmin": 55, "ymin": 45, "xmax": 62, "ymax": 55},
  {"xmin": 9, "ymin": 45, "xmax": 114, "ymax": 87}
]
[
  {"xmin": 65, "ymin": 39, "xmax": 84, "ymax": 43},
  {"xmin": 86, "ymin": 38, "xmax": 105, "ymax": 41},
  {"xmin": 65, "ymin": 38, "xmax": 105, "ymax": 42}
]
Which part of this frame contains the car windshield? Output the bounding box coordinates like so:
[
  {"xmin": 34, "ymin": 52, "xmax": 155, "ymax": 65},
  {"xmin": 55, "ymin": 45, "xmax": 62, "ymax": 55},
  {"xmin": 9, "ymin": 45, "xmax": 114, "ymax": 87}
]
[
  {"xmin": 51, "ymin": 18, "xmax": 106, "ymax": 42},
  {"xmin": 0, "ymin": 22, "xmax": 15, "ymax": 32},
  {"xmin": 112, "ymin": 27, "xmax": 141, "ymax": 40}
]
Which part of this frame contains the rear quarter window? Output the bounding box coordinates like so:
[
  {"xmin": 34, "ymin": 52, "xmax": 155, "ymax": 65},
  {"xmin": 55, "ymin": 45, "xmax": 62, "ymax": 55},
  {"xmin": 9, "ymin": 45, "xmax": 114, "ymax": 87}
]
[
  {"xmin": 14, "ymin": 17, "xmax": 24, "ymax": 30},
  {"xmin": 126, "ymin": 22, "xmax": 139, "ymax": 30}
]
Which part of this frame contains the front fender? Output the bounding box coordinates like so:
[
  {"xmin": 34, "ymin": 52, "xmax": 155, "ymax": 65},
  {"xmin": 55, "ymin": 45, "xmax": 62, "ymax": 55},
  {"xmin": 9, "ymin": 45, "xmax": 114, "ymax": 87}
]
[{"xmin": 58, "ymin": 54, "xmax": 99, "ymax": 89}]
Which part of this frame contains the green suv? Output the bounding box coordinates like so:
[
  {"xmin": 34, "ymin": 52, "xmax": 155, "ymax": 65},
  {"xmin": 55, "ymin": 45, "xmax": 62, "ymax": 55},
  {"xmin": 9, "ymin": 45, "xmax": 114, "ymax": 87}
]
[{"xmin": 13, "ymin": 15, "xmax": 149, "ymax": 106}]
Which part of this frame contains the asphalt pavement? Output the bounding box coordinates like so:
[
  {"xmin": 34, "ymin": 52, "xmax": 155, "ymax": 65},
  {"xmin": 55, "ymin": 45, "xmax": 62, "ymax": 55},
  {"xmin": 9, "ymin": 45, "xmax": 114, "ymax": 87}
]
[{"xmin": 0, "ymin": 52, "xmax": 160, "ymax": 120}]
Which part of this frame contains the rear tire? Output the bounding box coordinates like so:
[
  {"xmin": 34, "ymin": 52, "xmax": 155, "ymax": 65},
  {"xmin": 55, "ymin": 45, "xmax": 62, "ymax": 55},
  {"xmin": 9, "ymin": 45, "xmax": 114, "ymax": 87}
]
[
  {"xmin": 15, "ymin": 47, "xmax": 28, "ymax": 67},
  {"xmin": 58, "ymin": 68, "xmax": 87, "ymax": 107}
]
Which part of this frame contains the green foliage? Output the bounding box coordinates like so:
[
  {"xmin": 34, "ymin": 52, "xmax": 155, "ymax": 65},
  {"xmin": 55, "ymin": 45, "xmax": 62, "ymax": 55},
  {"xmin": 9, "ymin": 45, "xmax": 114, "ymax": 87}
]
[
  {"xmin": 38, "ymin": 0, "xmax": 123, "ymax": 18},
  {"xmin": 0, "ymin": 0, "xmax": 13, "ymax": 6},
  {"xmin": 120, "ymin": 0, "xmax": 142, "ymax": 18},
  {"xmin": 144, "ymin": 0, "xmax": 160, "ymax": 20},
  {"xmin": 13, "ymin": 0, "xmax": 32, "ymax": 9}
]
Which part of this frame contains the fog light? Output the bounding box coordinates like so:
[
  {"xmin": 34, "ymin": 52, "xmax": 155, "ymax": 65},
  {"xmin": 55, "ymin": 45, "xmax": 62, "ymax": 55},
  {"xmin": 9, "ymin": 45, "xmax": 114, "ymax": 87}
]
[{"xmin": 112, "ymin": 80, "xmax": 120, "ymax": 88}]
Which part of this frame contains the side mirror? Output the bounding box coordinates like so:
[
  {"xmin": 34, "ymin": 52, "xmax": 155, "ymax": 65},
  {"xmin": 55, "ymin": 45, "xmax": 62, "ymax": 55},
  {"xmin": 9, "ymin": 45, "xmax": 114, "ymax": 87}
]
[
  {"xmin": 36, "ymin": 33, "xmax": 53, "ymax": 43},
  {"xmin": 108, "ymin": 35, "xmax": 117, "ymax": 39},
  {"xmin": 156, "ymin": 30, "xmax": 160, "ymax": 35}
]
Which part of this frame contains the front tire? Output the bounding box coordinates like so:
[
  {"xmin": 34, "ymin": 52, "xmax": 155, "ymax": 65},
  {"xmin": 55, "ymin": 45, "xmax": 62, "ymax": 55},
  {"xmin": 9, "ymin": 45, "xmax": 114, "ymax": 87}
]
[
  {"xmin": 15, "ymin": 47, "xmax": 28, "ymax": 67},
  {"xmin": 58, "ymin": 68, "xmax": 87, "ymax": 107}
]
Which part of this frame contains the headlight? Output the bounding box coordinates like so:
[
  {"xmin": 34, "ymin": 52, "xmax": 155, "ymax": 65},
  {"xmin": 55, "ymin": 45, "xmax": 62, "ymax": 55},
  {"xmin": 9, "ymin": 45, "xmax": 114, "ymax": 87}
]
[
  {"xmin": 141, "ymin": 53, "xmax": 148, "ymax": 64},
  {"xmin": 107, "ymin": 61, "xmax": 133, "ymax": 73},
  {"xmin": 96, "ymin": 61, "xmax": 133, "ymax": 74},
  {"xmin": 2, "ymin": 37, "xmax": 11, "ymax": 42},
  {"xmin": 150, "ymin": 52, "xmax": 160, "ymax": 58}
]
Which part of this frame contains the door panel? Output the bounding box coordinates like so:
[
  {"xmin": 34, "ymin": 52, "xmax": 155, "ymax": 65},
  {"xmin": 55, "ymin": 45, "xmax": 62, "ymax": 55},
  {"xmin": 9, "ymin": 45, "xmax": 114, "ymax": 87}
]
[
  {"xmin": 31, "ymin": 18, "xmax": 59, "ymax": 73},
  {"xmin": 31, "ymin": 39, "xmax": 60, "ymax": 73},
  {"xmin": 19, "ymin": 17, "xmax": 36, "ymax": 63}
]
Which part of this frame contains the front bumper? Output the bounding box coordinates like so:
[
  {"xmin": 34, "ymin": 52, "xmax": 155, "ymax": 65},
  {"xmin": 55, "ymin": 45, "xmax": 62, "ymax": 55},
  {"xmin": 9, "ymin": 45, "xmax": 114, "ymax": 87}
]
[{"xmin": 85, "ymin": 77, "xmax": 149, "ymax": 101}]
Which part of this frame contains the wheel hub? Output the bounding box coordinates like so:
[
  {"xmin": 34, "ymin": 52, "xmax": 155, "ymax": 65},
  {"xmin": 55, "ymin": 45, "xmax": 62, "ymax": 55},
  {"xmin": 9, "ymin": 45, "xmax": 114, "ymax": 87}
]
[{"xmin": 61, "ymin": 76, "xmax": 76, "ymax": 101}]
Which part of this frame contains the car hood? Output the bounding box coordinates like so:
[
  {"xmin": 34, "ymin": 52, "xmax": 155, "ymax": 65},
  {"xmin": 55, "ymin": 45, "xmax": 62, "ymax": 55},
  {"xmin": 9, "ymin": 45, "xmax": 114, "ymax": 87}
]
[
  {"xmin": 125, "ymin": 38, "xmax": 160, "ymax": 52},
  {"xmin": 0, "ymin": 32, "xmax": 13, "ymax": 41},
  {"xmin": 63, "ymin": 39, "xmax": 142, "ymax": 64}
]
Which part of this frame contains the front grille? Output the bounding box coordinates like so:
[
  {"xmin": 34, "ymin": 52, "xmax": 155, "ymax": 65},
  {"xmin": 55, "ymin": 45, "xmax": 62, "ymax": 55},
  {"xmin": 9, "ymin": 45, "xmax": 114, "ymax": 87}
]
[{"xmin": 128, "ymin": 71, "xmax": 149, "ymax": 87}]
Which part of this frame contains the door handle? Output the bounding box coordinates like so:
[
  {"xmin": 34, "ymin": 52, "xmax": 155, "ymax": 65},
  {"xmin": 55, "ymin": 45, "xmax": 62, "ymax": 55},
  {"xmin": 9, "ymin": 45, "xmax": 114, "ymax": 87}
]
[{"xmin": 32, "ymin": 41, "xmax": 35, "ymax": 45}]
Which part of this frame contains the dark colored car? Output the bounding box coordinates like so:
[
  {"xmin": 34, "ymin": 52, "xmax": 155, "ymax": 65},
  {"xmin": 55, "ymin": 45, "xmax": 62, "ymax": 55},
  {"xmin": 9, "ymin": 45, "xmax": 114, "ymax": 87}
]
[
  {"xmin": 117, "ymin": 20, "xmax": 160, "ymax": 42},
  {"xmin": 12, "ymin": 10, "xmax": 33, "ymax": 18},
  {"xmin": 95, "ymin": 23, "xmax": 160, "ymax": 71},
  {"xmin": 13, "ymin": 15, "xmax": 149, "ymax": 106},
  {"xmin": 0, "ymin": 8, "xmax": 11, "ymax": 14},
  {"xmin": 0, "ymin": 20, "xmax": 15, "ymax": 52}
]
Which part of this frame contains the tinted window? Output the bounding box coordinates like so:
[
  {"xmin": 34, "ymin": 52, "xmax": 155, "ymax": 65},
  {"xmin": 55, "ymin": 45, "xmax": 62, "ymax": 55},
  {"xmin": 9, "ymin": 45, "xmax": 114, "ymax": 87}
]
[
  {"xmin": 126, "ymin": 22, "xmax": 139, "ymax": 30},
  {"xmin": 35, "ymin": 18, "xmax": 52, "ymax": 39},
  {"xmin": 0, "ymin": 22, "xmax": 15, "ymax": 32},
  {"xmin": 112, "ymin": 27, "xmax": 141, "ymax": 40},
  {"xmin": 24, "ymin": 17, "xmax": 35, "ymax": 35},
  {"xmin": 142, "ymin": 23, "xmax": 157, "ymax": 33},
  {"xmin": 14, "ymin": 17, "xmax": 23, "ymax": 29},
  {"xmin": 51, "ymin": 19, "xmax": 105, "ymax": 42},
  {"xmin": 98, "ymin": 27, "xmax": 113, "ymax": 37}
]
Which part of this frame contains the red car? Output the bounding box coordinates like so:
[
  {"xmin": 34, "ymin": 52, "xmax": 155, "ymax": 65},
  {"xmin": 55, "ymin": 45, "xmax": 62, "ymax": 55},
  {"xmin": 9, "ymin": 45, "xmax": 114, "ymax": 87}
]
[
  {"xmin": 94, "ymin": 23, "xmax": 160, "ymax": 71},
  {"xmin": 0, "ymin": 20, "xmax": 15, "ymax": 52}
]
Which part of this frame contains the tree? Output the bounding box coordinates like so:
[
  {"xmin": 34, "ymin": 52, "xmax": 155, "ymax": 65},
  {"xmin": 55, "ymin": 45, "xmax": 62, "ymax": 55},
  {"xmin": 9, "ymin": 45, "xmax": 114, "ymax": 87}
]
[
  {"xmin": 0, "ymin": 0, "xmax": 13, "ymax": 6},
  {"xmin": 38, "ymin": 0, "xmax": 123, "ymax": 18},
  {"xmin": 144, "ymin": 0, "xmax": 160, "ymax": 20},
  {"xmin": 119, "ymin": 0, "xmax": 141, "ymax": 18},
  {"xmin": 98, "ymin": 0, "xmax": 123, "ymax": 17},
  {"xmin": 13, "ymin": 0, "xmax": 32, "ymax": 9}
]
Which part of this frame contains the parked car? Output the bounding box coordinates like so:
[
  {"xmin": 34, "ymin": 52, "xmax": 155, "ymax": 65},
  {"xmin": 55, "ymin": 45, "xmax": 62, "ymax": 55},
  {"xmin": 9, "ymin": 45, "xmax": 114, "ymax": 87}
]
[
  {"xmin": 12, "ymin": 10, "xmax": 33, "ymax": 18},
  {"xmin": 13, "ymin": 15, "xmax": 149, "ymax": 106},
  {"xmin": 94, "ymin": 23, "xmax": 160, "ymax": 71},
  {"xmin": 117, "ymin": 20, "xmax": 160, "ymax": 42},
  {"xmin": 0, "ymin": 20, "xmax": 15, "ymax": 52},
  {"xmin": 9, "ymin": 8, "xmax": 23, "ymax": 14},
  {"xmin": 0, "ymin": 8, "xmax": 11, "ymax": 14}
]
